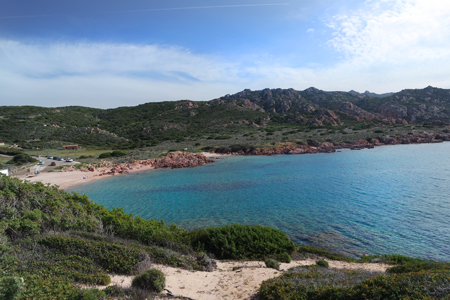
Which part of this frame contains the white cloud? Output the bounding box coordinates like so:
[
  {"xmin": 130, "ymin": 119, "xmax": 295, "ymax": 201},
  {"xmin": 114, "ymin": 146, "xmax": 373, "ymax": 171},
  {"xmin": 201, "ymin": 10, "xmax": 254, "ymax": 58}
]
[
  {"xmin": 326, "ymin": 0, "xmax": 450, "ymax": 65},
  {"xmin": 306, "ymin": 28, "xmax": 315, "ymax": 34},
  {"xmin": 0, "ymin": 40, "xmax": 244, "ymax": 107},
  {"xmin": 2, "ymin": 0, "xmax": 450, "ymax": 108}
]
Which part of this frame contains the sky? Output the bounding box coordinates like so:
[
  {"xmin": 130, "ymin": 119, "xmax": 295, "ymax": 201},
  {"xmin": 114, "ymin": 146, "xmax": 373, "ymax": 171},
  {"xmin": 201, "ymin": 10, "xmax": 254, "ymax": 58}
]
[{"xmin": 1, "ymin": 0, "xmax": 449, "ymax": 108}]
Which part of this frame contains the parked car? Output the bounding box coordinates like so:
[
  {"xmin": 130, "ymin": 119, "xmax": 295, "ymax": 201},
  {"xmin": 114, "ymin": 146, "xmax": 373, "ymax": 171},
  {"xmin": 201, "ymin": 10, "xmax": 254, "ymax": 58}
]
[
  {"xmin": 38, "ymin": 161, "xmax": 44, "ymax": 165},
  {"xmin": 51, "ymin": 162, "xmax": 56, "ymax": 166},
  {"xmin": 47, "ymin": 156, "xmax": 53, "ymax": 159},
  {"xmin": 36, "ymin": 154, "xmax": 40, "ymax": 157},
  {"xmin": 66, "ymin": 158, "xmax": 73, "ymax": 162},
  {"xmin": 57, "ymin": 157, "xmax": 64, "ymax": 161},
  {"xmin": 53, "ymin": 157, "xmax": 58, "ymax": 160}
]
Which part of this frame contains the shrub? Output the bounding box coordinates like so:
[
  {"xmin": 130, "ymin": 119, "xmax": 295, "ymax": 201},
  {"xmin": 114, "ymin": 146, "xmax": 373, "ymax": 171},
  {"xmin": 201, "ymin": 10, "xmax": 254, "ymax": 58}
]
[
  {"xmin": 11, "ymin": 153, "xmax": 37, "ymax": 165},
  {"xmin": 265, "ymin": 259, "xmax": 280, "ymax": 270},
  {"xmin": 104, "ymin": 285, "xmax": 125, "ymax": 297},
  {"xmin": 98, "ymin": 152, "xmax": 111, "ymax": 159},
  {"xmin": 111, "ymin": 150, "xmax": 127, "ymax": 157},
  {"xmin": 317, "ymin": 259, "xmax": 329, "ymax": 268},
  {"xmin": 131, "ymin": 269, "xmax": 165, "ymax": 293},
  {"xmin": 381, "ymin": 254, "xmax": 424, "ymax": 265},
  {"xmin": 280, "ymin": 252, "xmax": 292, "ymax": 263},
  {"xmin": 0, "ymin": 276, "xmax": 24, "ymax": 300},
  {"xmin": 73, "ymin": 288, "xmax": 106, "ymax": 300},
  {"xmin": 387, "ymin": 261, "xmax": 450, "ymax": 274},
  {"xmin": 190, "ymin": 224, "xmax": 295, "ymax": 260}
]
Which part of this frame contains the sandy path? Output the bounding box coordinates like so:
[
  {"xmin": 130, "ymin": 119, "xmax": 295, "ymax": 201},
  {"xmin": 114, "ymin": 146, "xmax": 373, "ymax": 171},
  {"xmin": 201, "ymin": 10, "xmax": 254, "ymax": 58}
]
[{"xmin": 98, "ymin": 259, "xmax": 391, "ymax": 300}]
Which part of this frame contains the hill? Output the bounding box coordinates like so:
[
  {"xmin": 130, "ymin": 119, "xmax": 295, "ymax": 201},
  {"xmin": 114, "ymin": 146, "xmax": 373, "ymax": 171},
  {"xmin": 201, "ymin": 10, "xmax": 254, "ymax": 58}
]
[{"xmin": 1, "ymin": 86, "xmax": 450, "ymax": 150}]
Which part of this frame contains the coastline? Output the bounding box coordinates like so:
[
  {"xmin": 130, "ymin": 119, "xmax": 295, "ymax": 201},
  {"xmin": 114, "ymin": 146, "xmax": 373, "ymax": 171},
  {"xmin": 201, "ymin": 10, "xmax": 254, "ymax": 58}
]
[
  {"xmin": 13, "ymin": 152, "xmax": 226, "ymax": 190},
  {"xmin": 13, "ymin": 133, "xmax": 450, "ymax": 190}
]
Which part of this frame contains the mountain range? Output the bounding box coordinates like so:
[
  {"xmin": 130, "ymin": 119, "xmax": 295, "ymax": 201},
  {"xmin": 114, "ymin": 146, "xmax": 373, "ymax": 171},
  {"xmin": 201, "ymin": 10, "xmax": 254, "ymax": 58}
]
[{"xmin": 1, "ymin": 86, "xmax": 449, "ymax": 149}]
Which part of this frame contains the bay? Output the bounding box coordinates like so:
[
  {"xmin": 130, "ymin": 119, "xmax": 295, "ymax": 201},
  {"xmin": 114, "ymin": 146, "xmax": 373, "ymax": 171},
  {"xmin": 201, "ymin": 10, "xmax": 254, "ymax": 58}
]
[{"xmin": 68, "ymin": 142, "xmax": 450, "ymax": 261}]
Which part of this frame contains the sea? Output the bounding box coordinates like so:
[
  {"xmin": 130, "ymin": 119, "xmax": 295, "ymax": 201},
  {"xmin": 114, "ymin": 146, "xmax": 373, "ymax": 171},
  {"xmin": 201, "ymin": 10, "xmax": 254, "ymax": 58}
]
[{"xmin": 67, "ymin": 142, "xmax": 450, "ymax": 261}]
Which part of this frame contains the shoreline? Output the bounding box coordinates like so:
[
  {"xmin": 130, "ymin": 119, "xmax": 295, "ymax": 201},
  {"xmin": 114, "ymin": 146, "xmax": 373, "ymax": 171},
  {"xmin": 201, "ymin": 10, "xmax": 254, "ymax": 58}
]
[
  {"xmin": 13, "ymin": 152, "xmax": 226, "ymax": 190},
  {"xmin": 13, "ymin": 133, "xmax": 450, "ymax": 190}
]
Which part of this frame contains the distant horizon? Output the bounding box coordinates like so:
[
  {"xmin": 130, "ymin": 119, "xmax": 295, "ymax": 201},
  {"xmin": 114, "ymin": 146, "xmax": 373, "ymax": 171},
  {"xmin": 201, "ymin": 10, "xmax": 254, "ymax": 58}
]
[{"xmin": 1, "ymin": 0, "xmax": 449, "ymax": 108}]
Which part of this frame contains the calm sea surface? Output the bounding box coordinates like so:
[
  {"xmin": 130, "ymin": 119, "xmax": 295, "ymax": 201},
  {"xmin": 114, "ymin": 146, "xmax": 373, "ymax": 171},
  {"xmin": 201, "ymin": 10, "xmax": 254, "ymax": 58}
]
[{"xmin": 68, "ymin": 143, "xmax": 450, "ymax": 261}]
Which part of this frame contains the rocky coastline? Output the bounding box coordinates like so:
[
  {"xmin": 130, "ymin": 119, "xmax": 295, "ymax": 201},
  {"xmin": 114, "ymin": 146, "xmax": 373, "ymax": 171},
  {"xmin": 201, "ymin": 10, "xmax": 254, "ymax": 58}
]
[
  {"xmin": 63, "ymin": 151, "xmax": 215, "ymax": 176},
  {"xmin": 60, "ymin": 132, "xmax": 450, "ymax": 178},
  {"xmin": 210, "ymin": 132, "xmax": 450, "ymax": 155}
]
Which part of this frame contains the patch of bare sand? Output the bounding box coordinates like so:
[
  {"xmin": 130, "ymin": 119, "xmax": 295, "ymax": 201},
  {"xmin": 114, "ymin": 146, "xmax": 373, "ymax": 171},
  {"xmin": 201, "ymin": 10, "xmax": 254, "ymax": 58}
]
[
  {"xmin": 92, "ymin": 259, "xmax": 391, "ymax": 300},
  {"xmin": 13, "ymin": 164, "xmax": 155, "ymax": 190}
]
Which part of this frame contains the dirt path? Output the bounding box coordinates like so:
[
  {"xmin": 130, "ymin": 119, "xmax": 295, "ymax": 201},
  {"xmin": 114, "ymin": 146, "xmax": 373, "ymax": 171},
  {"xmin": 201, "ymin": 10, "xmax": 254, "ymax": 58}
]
[{"xmin": 96, "ymin": 259, "xmax": 391, "ymax": 300}]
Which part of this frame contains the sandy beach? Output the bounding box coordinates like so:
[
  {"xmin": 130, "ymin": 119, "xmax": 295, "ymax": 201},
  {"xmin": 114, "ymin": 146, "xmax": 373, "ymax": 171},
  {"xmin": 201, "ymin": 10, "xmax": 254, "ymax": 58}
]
[
  {"xmin": 13, "ymin": 152, "xmax": 226, "ymax": 190},
  {"xmin": 85, "ymin": 259, "xmax": 391, "ymax": 300}
]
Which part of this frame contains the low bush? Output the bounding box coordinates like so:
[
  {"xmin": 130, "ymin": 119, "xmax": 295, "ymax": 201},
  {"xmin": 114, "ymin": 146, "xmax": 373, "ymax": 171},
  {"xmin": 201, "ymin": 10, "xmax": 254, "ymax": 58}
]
[
  {"xmin": 387, "ymin": 261, "xmax": 450, "ymax": 274},
  {"xmin": 131, "ymin": 269, "xmax": 165, "ymax": 293},
  {"xmin": 190, "ymin": 224, "xmax": 295, "ymax": 260},
  {"xmin": 316, "ymin": 260, "xmax": 329, "ymax": 268},
  {"xmin": 11, "ymin": 153, "xmax": 37, "ymax": 165},
  {"xmin": 98, "ymin": 152, "xmax": 111, "ymax": 159},
  {"xmin": 265, "ymin": 259, "xmax": 280, "ymax": 270},
  {"xmin": 0, "ymin": 276, "xmax": 24, "ymax": 300},
  {"xmin": 73, "ymin": 288, "xmax": 106, "ymax": 300},
  {"xmin": 38, "ymin": 236, "xmax": 140, "ymax": 274},
  {"xmin": 280, "ymin": 252, "xmax": 292, "ymax": 263},
  {"xmin": 296, "ymin": 246, "xmax": 351, "ymax": 262}
]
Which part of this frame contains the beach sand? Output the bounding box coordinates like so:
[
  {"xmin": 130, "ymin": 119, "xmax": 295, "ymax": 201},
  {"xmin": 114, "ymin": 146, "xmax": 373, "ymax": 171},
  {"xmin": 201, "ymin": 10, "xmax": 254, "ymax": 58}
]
[
  {"xmin": 13, "ymin": 164, "xmax": 156, "ymax": 189},
  {"xmin": 86, "ymin": 259, "xmax": 391, "ymax": 300},
  {"xmin": 13, "ymin": 152, "xmax": 228, "ymax": 190}
]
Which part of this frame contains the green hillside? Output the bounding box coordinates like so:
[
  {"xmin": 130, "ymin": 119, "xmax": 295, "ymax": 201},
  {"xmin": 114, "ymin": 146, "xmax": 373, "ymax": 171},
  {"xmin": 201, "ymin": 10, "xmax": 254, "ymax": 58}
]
[{"xmin": 1, "ymin": 86, "xmax": 450, "ymax": 151}]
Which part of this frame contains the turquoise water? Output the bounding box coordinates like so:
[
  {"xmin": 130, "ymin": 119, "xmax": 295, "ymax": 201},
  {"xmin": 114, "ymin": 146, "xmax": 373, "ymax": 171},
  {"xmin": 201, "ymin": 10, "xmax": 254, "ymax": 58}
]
[{"xmin": 68, "ymin": 143, "xmax": 450, "ymax": 261}]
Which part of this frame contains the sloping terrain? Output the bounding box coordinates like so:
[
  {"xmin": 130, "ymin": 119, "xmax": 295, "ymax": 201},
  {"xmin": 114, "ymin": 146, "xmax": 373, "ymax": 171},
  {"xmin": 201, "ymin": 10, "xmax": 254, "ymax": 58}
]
[{"xmin": 1, "ymin": 86, "xmax": 449, "ymax": 149}]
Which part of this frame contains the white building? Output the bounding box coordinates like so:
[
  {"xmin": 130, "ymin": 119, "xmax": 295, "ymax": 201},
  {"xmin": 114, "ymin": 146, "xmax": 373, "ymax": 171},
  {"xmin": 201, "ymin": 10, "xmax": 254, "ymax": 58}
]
[{"xmin": 0, "ymin": 169, "xmax": 9, "ymax": 176}]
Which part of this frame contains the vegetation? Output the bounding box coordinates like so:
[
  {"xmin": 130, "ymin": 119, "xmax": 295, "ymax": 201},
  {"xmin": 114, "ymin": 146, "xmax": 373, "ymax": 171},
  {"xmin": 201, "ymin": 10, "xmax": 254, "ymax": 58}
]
[
  {"xmin": 259, "ymin": 263, "xmax": 450, "ymax": 300},
  {"xmin": 1, "ymin": 86, "xmax": 450, "ymax": 152},
  {"xmin": 265, "ymin": 258, "xmax": 281, "ymax": 270},
  {"xmin": 131, "ymin": 269, "xmax": 165, "ymax": 292},
  {"xmin": 0, "ymin": 176, "xmax": 302, "ymax": 299},
  {"xmin": 190, "ymin": 224, "xmax": 296, "ymax": 260},
  {"xmin": 316, "ymin": 260, "xmax": 329, "ymax": 268}
]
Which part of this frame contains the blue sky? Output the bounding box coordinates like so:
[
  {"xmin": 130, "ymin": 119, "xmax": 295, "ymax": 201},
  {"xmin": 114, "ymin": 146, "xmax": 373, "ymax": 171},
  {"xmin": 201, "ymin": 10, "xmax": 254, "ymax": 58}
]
[{"xmin": 1, "ymin": 0, "xmax": 449, "ymax": 108}]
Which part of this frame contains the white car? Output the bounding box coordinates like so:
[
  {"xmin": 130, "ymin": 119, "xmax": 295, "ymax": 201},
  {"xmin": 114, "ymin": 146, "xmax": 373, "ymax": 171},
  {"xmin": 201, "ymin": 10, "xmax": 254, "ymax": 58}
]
[{"xmin": 66, "ymin": 158, "xmax": 73, "ymax": 162}]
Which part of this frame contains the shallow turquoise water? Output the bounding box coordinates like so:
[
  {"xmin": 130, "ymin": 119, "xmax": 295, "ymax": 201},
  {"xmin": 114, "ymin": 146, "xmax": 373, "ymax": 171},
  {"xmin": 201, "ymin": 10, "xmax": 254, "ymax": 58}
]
[{"xmin": 68, "ymin": 143, "xmax": 450, "ymax": 261}]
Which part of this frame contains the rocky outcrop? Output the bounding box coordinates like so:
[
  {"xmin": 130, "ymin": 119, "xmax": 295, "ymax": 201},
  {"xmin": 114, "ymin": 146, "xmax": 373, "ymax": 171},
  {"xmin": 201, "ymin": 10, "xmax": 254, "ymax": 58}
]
[
  {"xmin": 152, "ymin": 151, "xmax": 214, "ymax": 169},
  {"xmin": 79, "ymin": 152, "xmax": 214, "ymax": 176},
  {"xmin": 209, "ymin": 133, "xmax": 450, "ymax": 156}
]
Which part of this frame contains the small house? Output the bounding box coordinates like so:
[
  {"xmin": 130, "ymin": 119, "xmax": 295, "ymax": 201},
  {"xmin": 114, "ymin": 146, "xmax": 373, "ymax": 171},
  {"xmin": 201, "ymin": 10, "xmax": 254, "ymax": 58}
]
[
  {"xmin": 62, "ymin": 145, "xmax": 79, "ymax": 150},
  {"xmin": 0, "ymin": 169, "xmax": 9, "ymax": 176}
]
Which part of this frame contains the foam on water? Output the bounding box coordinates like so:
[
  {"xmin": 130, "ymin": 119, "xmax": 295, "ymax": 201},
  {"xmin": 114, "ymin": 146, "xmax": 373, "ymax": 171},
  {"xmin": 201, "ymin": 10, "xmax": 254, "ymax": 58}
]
[{"xmin": 68, "ymin": 143, "xmax": 450, "ymax": 261}]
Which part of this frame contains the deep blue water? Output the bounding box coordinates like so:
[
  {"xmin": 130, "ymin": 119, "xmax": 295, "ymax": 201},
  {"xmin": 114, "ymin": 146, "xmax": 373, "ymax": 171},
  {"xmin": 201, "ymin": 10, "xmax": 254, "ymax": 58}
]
[{"xmin": 68, "ymin": 143, "xmax": 450, "ymax": 261}]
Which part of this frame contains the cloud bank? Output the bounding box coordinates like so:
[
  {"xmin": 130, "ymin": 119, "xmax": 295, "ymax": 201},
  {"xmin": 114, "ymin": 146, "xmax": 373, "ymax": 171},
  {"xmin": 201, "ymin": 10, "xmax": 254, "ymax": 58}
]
[{"xmin": 1, "ymin": 0, "xmax": 450, "ymax": 108}]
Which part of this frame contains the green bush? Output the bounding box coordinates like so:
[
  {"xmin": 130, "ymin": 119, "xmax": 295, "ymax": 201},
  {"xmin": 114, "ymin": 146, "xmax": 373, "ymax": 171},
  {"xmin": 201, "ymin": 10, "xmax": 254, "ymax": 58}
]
[
  {"xmin": 316, "ymin": 260, "xmax": 329, "ymax": 268},
  {"xmin": 387, "ymin": 261, "xmax": 450, "ymax": 274},
  {"xmin": 11, "ymin": 153, "xmax": 37, "ymax": 165},
  {"xmin": 73, "ymin": 288, "xmax": 106, "ymax": 300},
  {"xmin": 111, "ymin": 150, "xmax": 127, "ymax": 157},
  {"xmin": 280, "ymin": 252, "xmax": 292, "ymax": 263},
  {"xmin": 0, "ymin": 276, "xmax": 24, "ymax": 300},
  {"xmin": 297, "ymin": 246, "xmax": 351, "ymax": 262},
  {"xmin": 131, "ymin": 269, "xmax": 165, "ymax": 292},
  {"xmin": 103, "ymin": 285, "xmax": 124, "ymax": 297},
  {"xmin": 190, "ymin": 224, "xmax": 295, "ymax": 260},
  {"xmin": 38, "ymin": 236, "xmax": 140, "ymax": 275},
  {"xmin": 265, "ymin": 259, "xmax": 280, "ymax": 270},
  {"xmin": 98, "ymin": 152, "xmax": 111, "ymax": 159}
]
